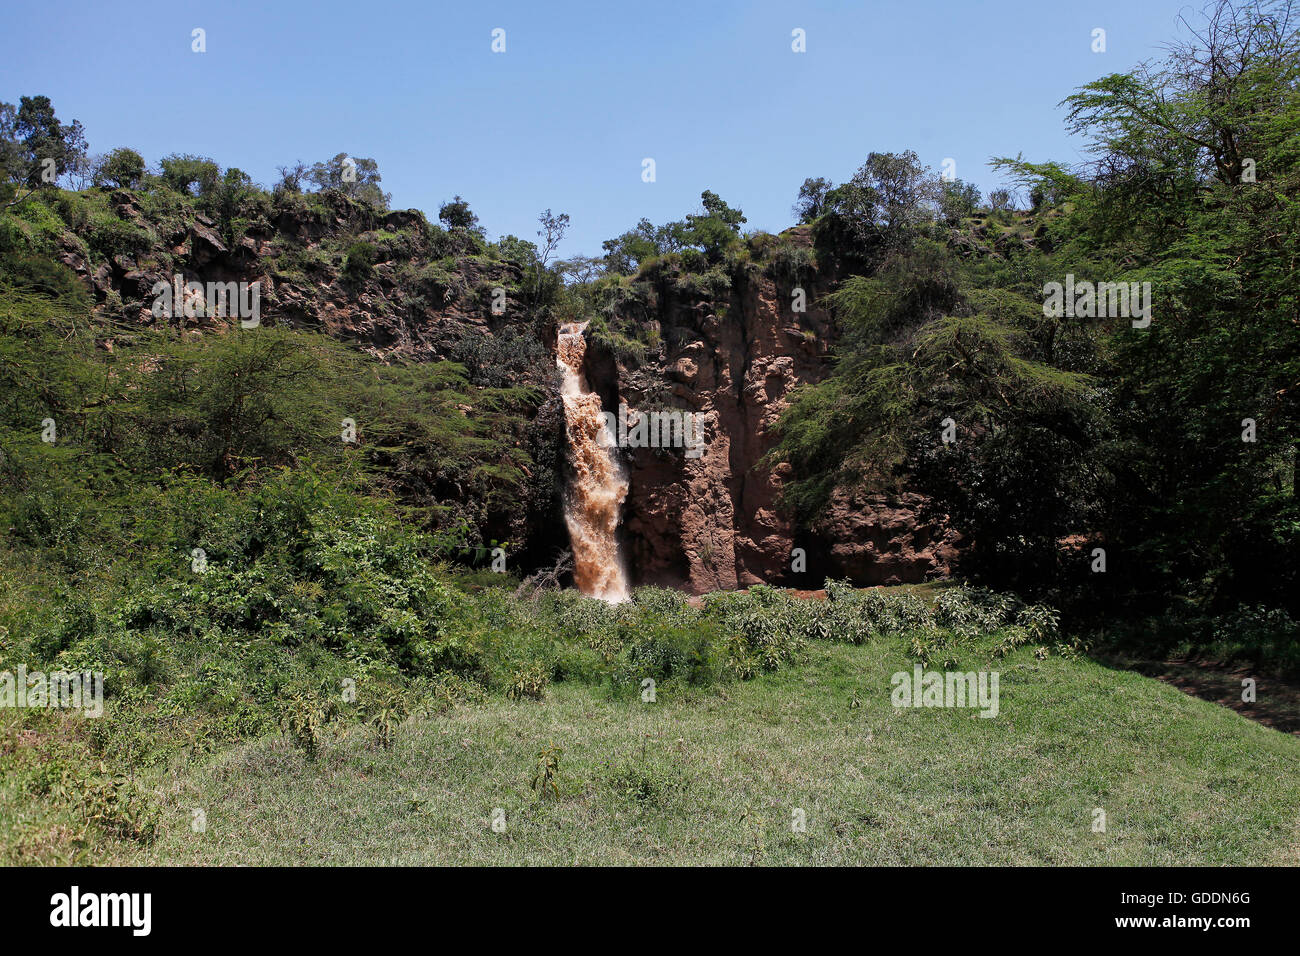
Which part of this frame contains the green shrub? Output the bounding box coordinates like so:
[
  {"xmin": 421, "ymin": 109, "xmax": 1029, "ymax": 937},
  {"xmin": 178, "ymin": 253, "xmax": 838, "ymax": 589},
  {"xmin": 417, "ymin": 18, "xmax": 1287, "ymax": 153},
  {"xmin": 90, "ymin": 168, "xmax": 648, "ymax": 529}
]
[
  {"xmin": 767, "ymin": 240, "xmax": 815, "ymax": 282},
  {"xmin": 506, "ymin": 661, "xmax": 549, "ymax": 700},
  {"xmin": 95, "ymin": 148, "xmax": 146, "ymax": 189},
  {"xmin": 280, "ymin": 692, "xmax": 340, "ymax": 761},
  {"xmin": 79, "ymin": 770, "xmax": 159, "ymax": 843},
  {"xmin": 86, "ymin": 210, "xmax": 152, "ymax": 259},
  {"xmin": 342, "ymin": 240, "xmax": 377, "ymax": 283},
  {"xmin": 604, "ymin": 752, "xmax": 688, "ymax": 806}
]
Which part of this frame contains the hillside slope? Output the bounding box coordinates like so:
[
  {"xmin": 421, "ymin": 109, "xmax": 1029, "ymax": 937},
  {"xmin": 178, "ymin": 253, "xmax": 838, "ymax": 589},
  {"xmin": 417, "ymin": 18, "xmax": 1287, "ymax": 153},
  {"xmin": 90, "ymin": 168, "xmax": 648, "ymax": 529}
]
[{"xmin": 117, "ymin": 638, "xmax": 1300, "ymax": 866}]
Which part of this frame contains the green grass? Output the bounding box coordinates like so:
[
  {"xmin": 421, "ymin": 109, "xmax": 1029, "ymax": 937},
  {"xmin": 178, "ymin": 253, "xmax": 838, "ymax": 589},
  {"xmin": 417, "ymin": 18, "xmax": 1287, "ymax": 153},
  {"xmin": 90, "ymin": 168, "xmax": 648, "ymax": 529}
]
[{"xmin": 115, "ymin": 640, "xmax": 1300, "ymax": 866}]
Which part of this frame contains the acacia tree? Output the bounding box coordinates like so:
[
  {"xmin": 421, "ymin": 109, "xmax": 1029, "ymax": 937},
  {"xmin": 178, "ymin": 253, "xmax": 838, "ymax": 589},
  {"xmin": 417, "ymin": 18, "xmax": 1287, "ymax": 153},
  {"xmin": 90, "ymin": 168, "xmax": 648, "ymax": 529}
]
[
  {"xmin": 793, "ymin": 176, "xmax": 833, "ymax": 223},
  {"xmin": 307, "ymin": 153, "xmax": 389, "ymax": 208},
  {"xmin": 439, "ymin": 195, "xmax": 481, "ymax": 233},
  {"xmin": 536, "ymin": 208, "xmax": 569, "ymax": 267},
  {"xmin": 679, "ymin": 190, "xmax": 746, "ymax": 261},
  {"xmin": 812, "ymin": 151, "xmax": 942, "ymax": 256},
  {"xmin": 938, "ymin": 180, "xmax": 982, "ymax": 224},
  {"xmin": 558, "ymin": 254, "xmax": 604, "ymax": 285},
  {"xmin": 601, "ymin": 217, "xmax": 669, "ymax": 274},
  {"xmin": 0, "ymin": 103, "xmax": 18, "ymax": 184},
  {"xmin": 275, "ymin": 161, "xmax": 309, "ymax": 194},
  {"xmin": 774, "ymin": 1, "xmax": 1300, "ymax": 610},
  {"xmin": 1047, "ymin": 0, "xmax": 1300, "ymax": 610},
  {"xmin": 0, "ymin": 96, "xmax": 87, "ymax": 200},
  {"xmin": 768, "ymin": 238, "xmax": 1102, "ymax": 592},
  {"xmin": 853, "ymin": 151, "xmax": 939, "ymax": 230},
  {"xmin": 94, "ymin": 147, "xmax": 146, "ymax": 189},
  {"xmin": 159, "ymin": 153, "xmax": 220, "ymax": 196}
]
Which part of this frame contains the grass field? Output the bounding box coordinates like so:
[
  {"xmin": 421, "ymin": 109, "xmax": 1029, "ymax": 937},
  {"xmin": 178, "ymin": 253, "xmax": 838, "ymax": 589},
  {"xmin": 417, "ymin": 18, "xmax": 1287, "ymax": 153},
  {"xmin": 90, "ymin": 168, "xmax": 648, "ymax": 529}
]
[{"xmin": 114, "ymin": 639, "xmax": 1300, "ymax": 866}]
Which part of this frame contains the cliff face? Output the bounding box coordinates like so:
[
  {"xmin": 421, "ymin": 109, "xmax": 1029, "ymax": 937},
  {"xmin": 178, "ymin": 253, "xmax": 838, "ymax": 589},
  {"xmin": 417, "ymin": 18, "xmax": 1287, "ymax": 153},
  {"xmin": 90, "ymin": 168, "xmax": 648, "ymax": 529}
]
[
  {"xmin": 591, "ymin": 227, "xmax": 960, "ymax": 594},
  {"xmin": 44, "ymin": 187, "xmax": 960, "ymax": 592},
  {"xmin": 43, "ymin": 187, "xmax": 570, "ymax": 569},
  {"xmin": 54, "ymin": 189, "xmax": 533, "ymax": 359}
]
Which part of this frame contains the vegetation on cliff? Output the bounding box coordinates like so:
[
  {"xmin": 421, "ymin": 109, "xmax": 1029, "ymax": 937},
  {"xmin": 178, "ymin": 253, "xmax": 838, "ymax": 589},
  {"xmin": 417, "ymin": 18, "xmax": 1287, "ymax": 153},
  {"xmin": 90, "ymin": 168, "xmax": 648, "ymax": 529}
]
[{"xmin": 0, "ymin": 0, "xmax": 1296, "ymax": 867}]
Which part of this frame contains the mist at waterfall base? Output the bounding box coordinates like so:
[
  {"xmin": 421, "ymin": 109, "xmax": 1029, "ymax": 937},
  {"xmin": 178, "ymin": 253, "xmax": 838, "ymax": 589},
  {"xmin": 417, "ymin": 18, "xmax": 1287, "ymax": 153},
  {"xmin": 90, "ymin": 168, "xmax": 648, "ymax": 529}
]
[{"xmin": 556, "ymin": 322, "xmax": 631, "ymax": 602}]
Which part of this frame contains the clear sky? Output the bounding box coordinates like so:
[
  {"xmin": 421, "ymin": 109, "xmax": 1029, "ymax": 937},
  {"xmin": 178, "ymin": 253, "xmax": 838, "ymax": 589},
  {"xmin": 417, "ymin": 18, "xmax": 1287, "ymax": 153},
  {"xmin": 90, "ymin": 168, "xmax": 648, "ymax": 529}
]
[{"xmin": 4, "ymin": 0, "xmax": 1196, "ymax": 258}]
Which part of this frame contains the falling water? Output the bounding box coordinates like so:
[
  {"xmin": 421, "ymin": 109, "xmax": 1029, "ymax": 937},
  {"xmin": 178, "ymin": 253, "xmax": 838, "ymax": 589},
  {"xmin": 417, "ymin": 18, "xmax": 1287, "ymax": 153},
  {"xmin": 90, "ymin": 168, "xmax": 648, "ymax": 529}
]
[{"xmin": 556, "ymin": 321, "xmax": 630, "ymax": 602}]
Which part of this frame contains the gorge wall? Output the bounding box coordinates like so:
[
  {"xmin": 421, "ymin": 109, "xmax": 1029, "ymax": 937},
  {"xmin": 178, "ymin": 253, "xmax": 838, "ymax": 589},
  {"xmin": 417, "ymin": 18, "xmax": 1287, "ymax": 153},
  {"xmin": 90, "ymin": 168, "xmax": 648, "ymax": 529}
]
[
  {"xmin": 45, "ymin": 188, "xmax": 959, "ymax": 593},
  {"xmin": 584, "ymin": 226, "xmax": 960, "ymax": 594}
]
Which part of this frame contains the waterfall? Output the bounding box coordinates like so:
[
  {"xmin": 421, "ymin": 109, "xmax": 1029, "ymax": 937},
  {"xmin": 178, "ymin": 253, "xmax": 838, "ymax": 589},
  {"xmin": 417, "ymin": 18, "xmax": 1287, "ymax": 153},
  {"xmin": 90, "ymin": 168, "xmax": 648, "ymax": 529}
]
[{"xmin": 556, "ymin": 321, "xmax": 630, "ymax": 602}]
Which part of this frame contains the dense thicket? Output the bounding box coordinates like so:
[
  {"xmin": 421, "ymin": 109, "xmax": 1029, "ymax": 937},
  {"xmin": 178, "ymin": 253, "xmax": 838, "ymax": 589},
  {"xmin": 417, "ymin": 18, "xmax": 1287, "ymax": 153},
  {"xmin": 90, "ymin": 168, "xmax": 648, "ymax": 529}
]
[{"xmin": 769, "ymin": 0, "xmax": 1299, "ymax": 638}]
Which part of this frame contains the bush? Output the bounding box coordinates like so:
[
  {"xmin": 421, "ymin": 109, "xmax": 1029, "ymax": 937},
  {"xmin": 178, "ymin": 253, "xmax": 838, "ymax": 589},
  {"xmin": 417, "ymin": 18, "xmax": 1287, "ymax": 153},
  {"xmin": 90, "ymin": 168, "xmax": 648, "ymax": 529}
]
[
  {"xmin": 95, "ymin": 148, "xmax": 146, "ymax": 189},
  {"xmin": 86, "ymin": 209, "xmax": 152, "ymax": 259},
  {"xmin": 605, "ymin": 753, "xmax": 687, "ymax": 806},
  {"xmin": 766, "ymin": 240, "xmax": 815, "ymax": 282},
  {"xmin": 506, "ymin": 661, "xmax": 548, "ymax": 700},
  {"xmin": 158, "ymin": 153, "xmax": 219, "ymax": 197},
  {"xmin": 342, "ymin": 240, "xmax": 377, "ymax": 283},
  {"xmin": 618, "ymin": 611, "xmax": 721, "ymax": 688}
]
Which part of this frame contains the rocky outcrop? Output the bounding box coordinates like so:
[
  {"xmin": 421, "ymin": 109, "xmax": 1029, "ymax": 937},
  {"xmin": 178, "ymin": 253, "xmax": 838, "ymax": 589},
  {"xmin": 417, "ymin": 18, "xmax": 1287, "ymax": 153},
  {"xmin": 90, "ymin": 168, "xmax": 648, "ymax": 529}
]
[
  {"xmin": 55, "ymin": 189, "xmax": 531, "ymax": 362},
  {"xmin": 593, "ymin": 226, "xmax": 961, "ymax": 594},
  {"xmin": 814, "ymin": 489, "xmax": 961, "ymax": 585}
]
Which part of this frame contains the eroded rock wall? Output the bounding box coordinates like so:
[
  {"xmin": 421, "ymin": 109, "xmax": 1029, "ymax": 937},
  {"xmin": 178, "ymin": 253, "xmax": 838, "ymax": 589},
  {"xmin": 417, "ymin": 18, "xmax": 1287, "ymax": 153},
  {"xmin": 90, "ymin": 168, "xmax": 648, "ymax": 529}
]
[{"xmin": 596, "ymin": 228, "xmax": 960, "ymax": 593}]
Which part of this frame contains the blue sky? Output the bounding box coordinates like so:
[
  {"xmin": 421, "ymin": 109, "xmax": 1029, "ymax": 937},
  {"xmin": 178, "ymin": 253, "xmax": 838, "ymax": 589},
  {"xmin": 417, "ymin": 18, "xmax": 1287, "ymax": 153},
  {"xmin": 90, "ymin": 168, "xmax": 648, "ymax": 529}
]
[{"xmin": 4, "ymin": 0, "xmax": 1195, "ymax": 258}]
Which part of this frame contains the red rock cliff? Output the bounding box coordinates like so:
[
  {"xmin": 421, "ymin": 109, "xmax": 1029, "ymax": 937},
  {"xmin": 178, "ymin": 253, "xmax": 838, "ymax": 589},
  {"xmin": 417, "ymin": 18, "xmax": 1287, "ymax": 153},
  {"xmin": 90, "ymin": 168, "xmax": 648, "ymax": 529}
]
[{"xmin": 591, "ymin": 227, "xmax": 961, "ymax": 594}]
